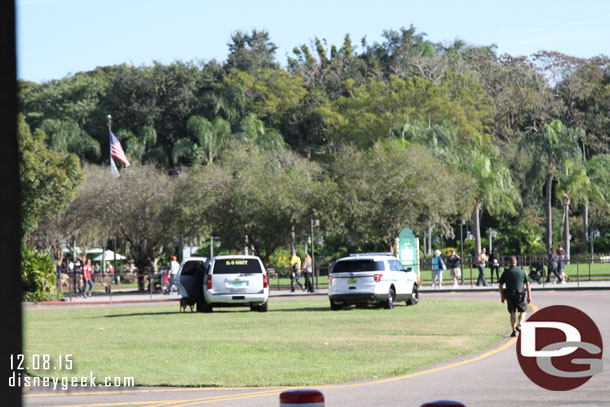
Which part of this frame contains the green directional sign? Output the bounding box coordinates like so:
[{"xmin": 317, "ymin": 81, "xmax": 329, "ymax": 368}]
[{"xmin": 398, "ymin": 227, "xmax": 419, "ymax": 276}]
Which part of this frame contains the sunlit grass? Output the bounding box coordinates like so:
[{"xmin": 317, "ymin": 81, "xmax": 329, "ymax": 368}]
[{"xmin": 24, "ymin": 298, "xmax": 507, "ymax": 387}]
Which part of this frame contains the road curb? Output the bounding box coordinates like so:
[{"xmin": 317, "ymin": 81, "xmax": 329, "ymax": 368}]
[{"xmin": 23, "ymin": 285, "xmax": 610, "ymax": 307}]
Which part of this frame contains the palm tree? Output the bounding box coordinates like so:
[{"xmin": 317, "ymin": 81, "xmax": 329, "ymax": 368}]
[
  {"xmin": 174, "ymin": 116, "xmax": 231, "ymax": 165},
  {"xmin": 520, "ymin": 120, "xmax": 581, "ymax": 252},
  {"xmin": 556, "ymin": 160, "xmax": 589, "ymax": 261},
  {"xmin": 584, "ymin": 154, "xmax": 610, "ymax": 236},
  {"xmin": 396, "ymin": 120, "xmax": 520, "ymax": 257},
  {"xmin": 458, "ymin": 137, "xmax": 521, "ymax": 257}
]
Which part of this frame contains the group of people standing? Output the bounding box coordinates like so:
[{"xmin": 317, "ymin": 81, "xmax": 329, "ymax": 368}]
[
  {"xmin": 545, "ymin": 244, "xmax": 569, "ymax": 284},
  {"xmin": 289, "ymin": 251, "xmax": 315, "ymax": 293},
  {"xmin": 433, "ymin": 243, "xmax": 570, "ymax": 289},
  {"xmin": 431, "ymin": 246, "xmax": 507, "ymax": 288},
  {"xmin": 431, "ymin": 249, "xmax": 462, "ymax": 289},
  {"xmin": 59, "ymin": 257, "xmax": 97, "ymax": 298},
  {"xmin": 474, "ymin": 247, "xmax": 502, "ymax": 287}
]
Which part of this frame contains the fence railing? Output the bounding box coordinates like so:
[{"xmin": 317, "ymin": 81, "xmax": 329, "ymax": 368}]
[
  {"xmin": 59, "ymin": 254, "xmax": 610, "ymax": 300},
  {"xmin": 419, "ymin": 253, "xmax": 610, "ymax": 287}
]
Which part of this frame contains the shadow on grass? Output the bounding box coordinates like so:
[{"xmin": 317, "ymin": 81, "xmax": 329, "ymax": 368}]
[
  {"xmin": 104, "ymin": 311, "xmax": 189, "ymax": 318},
  {"xmin": 103, "ymin": 306, "xmax": 336, "ymax": 317}
]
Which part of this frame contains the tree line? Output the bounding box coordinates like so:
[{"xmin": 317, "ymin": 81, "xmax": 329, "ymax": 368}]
[{"xmin": 18, "ymin": 26, "xmax": 610, "ymax": 283}]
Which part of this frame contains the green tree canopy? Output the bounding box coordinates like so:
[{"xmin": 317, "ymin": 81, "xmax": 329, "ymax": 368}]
[
  {"xmin": 18, "ymin": 114, "xmax": 84, "ymax": 239},
  {"xmin": 330, "ymin": 141, "xmax": 476, "ymax": 249},
  {"xmin": 176, "ymin": 145, "xmax": 333, "ymax": 265},
  {"xmin": 319, "ymin": 73, "xmax": 494, "ymax": 149}
]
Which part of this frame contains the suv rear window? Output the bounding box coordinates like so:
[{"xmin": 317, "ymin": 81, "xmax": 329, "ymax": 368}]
[
  {"xmin": 180, "ymin": 260, "xmax": 206, "ymax": 276},
  {"xmin": 332, "ymin": 260, "xmax": 385, "ymax": 274},
  {"xmin": 212, "ymin": 259, "xmax": 263, "ymax": 274}
]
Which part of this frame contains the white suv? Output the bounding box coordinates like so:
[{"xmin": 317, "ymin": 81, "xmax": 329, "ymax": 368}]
[
  {"xmin": 205, "ymin": 255, "xmax": 269, "ymax": 312},
  {"xmin": 328, "ymin": 253, "xmax": 419, "ymax": 310},
  {"xmin": 175, "ymin": 255, "xmax": 269, "ymax": 312}
]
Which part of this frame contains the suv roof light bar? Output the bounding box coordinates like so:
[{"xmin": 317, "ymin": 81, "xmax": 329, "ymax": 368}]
[{"xmin": 349, "ymin": 252, "xmax": 393, "ymax": 257}]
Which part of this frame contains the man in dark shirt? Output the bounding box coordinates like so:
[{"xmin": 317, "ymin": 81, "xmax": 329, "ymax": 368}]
[{"xmin": 498, "ymin": 256, "xmax": 532, "ymax": 337}]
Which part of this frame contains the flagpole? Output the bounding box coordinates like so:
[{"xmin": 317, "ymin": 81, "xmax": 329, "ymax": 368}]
[{"xmin": 107, "ymin": 114, "xmax": 112, "ymax": 156}]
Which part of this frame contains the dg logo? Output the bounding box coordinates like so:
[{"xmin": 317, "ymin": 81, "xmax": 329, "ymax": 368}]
[{"xmin": 517, "ymin": 305, "xmax": 604, "ymax": 391}]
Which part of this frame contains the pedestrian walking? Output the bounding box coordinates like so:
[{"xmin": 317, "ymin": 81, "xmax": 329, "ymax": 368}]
[
  {"xmin": 289, "ymin": 251, "xmax": 304, "ymax": 292},
  {"xmin": 446, "ymin": 249, "xmax": 461, "ymax": 288},
  {"xmin": 489, "ymin": 248, "xmax": 501, "ymax": 286},
  {"xmin": 74, "ymin": 258, "xmax": 84, "ymax": 297},
  {"xmin": 166, "ymin": 256, "xmax": 180, "ymax": 295},
  {"xmin": 431, "ymin": 250, "xmax": 446, "ymax": 289},
  {"xmin": 498, "ymin": 256, "xmax": 532, "ymax": 337},
  {"xmin": 545, "ymin": 248, "xmax": 561, "ymax": 283},
  {"xmin": 557, "ymin": 244, "xmax": 569, "ymax": 284},
  {"xmin": 83, "ymin": 258, "xmax": 93, "ymax": 298},
  {"xmin": 302, "ymin": 253, "xmax": 314, "ymax": 293},
  {"xmin": 476, "ymin": 247, "xmax": 488, "ymax": 286}
]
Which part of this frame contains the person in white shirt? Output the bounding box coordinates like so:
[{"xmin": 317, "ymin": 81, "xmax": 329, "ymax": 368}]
[{"xmin": 166, "ymin": 256, "xmax": 180, "ymax": 295}]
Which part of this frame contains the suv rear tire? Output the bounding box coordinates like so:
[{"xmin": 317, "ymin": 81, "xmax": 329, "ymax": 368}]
[
  {"xmin": 330, "ymin": 299, "xmax": 342, "ymax": 311},
  {"xmin": 406, "ymin": 284, "xmax": 419, "ymax": 306},
  {"xmin": 251, "ymin": 301, "xmax": 268, "ymax": 312},
  {"xmin": 383, "ymin": 288, "xmax": 396, "ymax": 309},
  {"xmin": 199, "ymin": 300, "xmax": 213, "ymax": 313}
]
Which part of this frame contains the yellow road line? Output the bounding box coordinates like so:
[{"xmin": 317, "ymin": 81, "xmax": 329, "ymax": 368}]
[
  {"xmin": 24, "ymin": 387, "xmax": 284, "ymax": 398},
  {"xmin": 147, "ymin": 389, "xmax": 285, "ymax": 407},
  {"xmin": 50, "ymin": 389, "xmax": 286, "ymax": 407},
  {"xmin": 313, "ymin": 303, "xmax": 538, "ymax": 389}
]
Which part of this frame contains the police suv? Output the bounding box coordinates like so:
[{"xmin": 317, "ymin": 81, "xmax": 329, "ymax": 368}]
[
  {"xmin": 328, "ymin": 253, "xmax": 419, "ymax": 310},
  {"xmin": 175, "ymin": 255, "xmax": 269, "ymax": 313}
]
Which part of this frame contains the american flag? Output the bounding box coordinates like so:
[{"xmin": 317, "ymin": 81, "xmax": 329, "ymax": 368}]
[{"xmin": 109, "ymin": 130, "xmax": 130, "ymax": 167}]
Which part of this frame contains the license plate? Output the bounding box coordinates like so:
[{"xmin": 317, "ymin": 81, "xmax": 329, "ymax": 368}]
[
  {"xmin": 231, "ymin": 281, "xmax": 246, "ymax": 287},
  {"xmin": 347, "ymin": 278, "xmax": 357, "ymax": 284}
]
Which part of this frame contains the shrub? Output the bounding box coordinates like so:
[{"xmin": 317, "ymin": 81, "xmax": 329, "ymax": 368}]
[{"xmin": 21, "ymin": 247, "xmax": 61, "ymax": 302}]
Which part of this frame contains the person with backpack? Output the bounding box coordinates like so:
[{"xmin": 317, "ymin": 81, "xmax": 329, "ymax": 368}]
[
  {"xmin": 432, "ymin": 250, "xmax": 446, "ymax": 289},
  {"xmin": 446, "ymin": 249, "xmax": 461, "ymax": 288},
  {"xmin": 289, "ymin": 250, "xmax": 304, "ymax": 292},
  {"xmin": 489, "ymin": 248, "xmax": 501, "ymax": 286},
  {"xmin": 302, "ymin": 253, "xmax": 314, "ymax": 293},
  {"xmin": 545, "ymin": 248, "xmax": 561, "ymax": 283}
]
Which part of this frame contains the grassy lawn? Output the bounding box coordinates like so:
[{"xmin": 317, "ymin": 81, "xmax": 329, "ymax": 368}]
[{"xmin": 24, "ymin": 298, "xmax": 509, "ymax": 387}]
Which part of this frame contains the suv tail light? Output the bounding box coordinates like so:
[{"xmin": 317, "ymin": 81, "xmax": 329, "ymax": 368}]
[
  {"xmin": 374, "ymin": 274, "xmax": 383, "ymax": 283},
  {"xmin": 206, "ymin": 275, "xmax": 212, "ymax": 289},
  {"xmin": 328, "ymin": 276, "xmax": 333, "ymax": 285},
  {"xmin": 263, "ymin": 274, "xmax": 268, "ymax": 288}
]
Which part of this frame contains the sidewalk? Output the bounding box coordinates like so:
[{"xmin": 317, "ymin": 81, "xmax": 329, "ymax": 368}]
[{"xmin": 26, "ymin": 279, "xmax": 610, "ymax": 307}]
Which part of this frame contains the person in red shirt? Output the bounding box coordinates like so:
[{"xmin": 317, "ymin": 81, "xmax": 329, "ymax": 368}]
[
  {"xmin": 83, "ymin": 258, "xmax": 93, "ymax": 298},
  {"xmin": 83, "ymin": 259, "xmax": 93, "ymax": 298}
]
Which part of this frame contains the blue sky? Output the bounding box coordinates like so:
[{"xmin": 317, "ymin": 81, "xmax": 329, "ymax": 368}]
[{"xmin": 17, "ymin": 0, "xmax": 610, "ymax": 83}]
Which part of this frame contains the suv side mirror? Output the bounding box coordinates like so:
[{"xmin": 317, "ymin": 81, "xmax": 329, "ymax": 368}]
[{"xmin": 404, "ymin": 267, "xmax": 413, "ymax": 272}]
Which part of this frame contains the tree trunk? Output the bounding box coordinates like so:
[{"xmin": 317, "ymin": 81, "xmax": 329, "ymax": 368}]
[
  {"xmin": 134, "ymin": 258, "xmax": 149, "ymax": 291},
  {"xmin": 290, "ymin": 225, "xmax": 296, "ymax": 254},
  {"xmin": 545, "ymin": 171, "xmax": 553, "ymax": 253},
  {"xmin": 583, "ymin": 203, "xmax": 589, "ymax": 243},
  {"xmin": 426, "ymin": 225, "xmax": 432, "ymax": 256}
]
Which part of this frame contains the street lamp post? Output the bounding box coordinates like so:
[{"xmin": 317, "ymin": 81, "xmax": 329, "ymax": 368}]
[
  {"xmin": 466, "ymin": 231, "xmax": 474, "ymax": 287},
  {"xmin": 210, "ymin": 235, "xmax": 220, "ymax": 258},
  {"xmin": 459, "ymin": 220, "xmax": 466, "ymax": 284},
  {"xmin": 311, "ymin": 219, "xmax": 320, "ymax": 291},
  {"xmin": 488, "ymin": 228, "xmax": 497, "ymax": 253},
  {"xmin": 590, "ymin": 227, "xmax": 600, "ymax": 258}
]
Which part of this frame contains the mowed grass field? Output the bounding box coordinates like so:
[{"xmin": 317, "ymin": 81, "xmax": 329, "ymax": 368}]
[{"xmin": 24, "ymin": 298, "xmax": 508, "ymax": 387}]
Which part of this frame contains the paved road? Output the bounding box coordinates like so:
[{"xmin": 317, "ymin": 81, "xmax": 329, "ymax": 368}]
[{"xmin": 23, "ymin": 290, "xmax": 610, "ymax": 407}]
